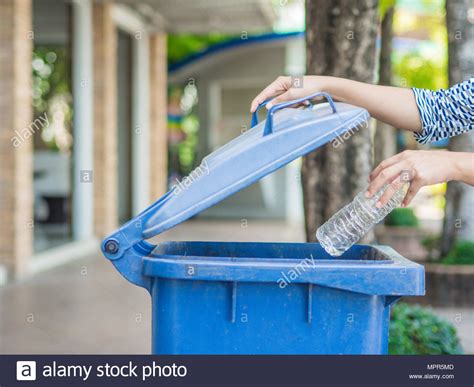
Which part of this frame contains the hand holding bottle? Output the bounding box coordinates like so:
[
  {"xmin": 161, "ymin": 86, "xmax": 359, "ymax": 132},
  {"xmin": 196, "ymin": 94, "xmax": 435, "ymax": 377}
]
[{"xmin": 366, "ymin": 150, "xmax": 474, "ymax": 208}]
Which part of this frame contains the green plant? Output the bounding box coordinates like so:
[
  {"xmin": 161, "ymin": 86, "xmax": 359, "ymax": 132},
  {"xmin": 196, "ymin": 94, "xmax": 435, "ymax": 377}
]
[
  {"xmin": 441, "ymin": 240, "xmax": 474, "ymax": 265},
  {"xmin": 32, "ymin": 46, "xmax": 72, "ymax": 151},
  {"xmin": 421, "ymin": 234, "xmax": 441, "ymax": 260},
  {"xmin": 168, "ymin": 34, "xmax": 234, "ymax": 66},
  {"xmin": 389, "ymin": 303, "xmax": 462, "ymax": 355},
  {"xmin": 393, "ymin": 52, "xmax": 447, "ymax": 90},
  {"xmin": 421, "ymin": 234, "xmax": 439, "ymax": 250},
  {"xmin": 33, "ymin": 46, "xmax": 71, "ymax": 113},
  {"xmin": 178, "ymin": 114, "xmax": 199, "ymax": 175},
  {"xmin": 385, "ymin": 208, "xmax": 419, "ymax": 227}
]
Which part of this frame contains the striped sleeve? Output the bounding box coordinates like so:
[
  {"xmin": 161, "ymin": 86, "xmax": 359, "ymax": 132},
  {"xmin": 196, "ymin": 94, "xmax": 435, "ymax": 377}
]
[{"xmin": 412, "ymin": 78, "xmax": 473, "ymax": 144}]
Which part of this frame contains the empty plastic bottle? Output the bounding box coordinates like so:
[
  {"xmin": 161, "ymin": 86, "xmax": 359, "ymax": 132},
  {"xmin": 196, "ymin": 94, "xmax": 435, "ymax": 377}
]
[{"xmin": 316, "ymin": 183, "xmax": 409, "ymax": 257}]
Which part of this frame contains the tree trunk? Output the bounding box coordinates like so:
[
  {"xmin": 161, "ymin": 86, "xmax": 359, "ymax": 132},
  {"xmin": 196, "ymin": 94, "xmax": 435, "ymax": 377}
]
[
  {"xmin": 440, "ymin": 0, "xmax": 474, "ymax": 256},
  {"xmin": 374, "ymin": 5, "xmax": 397, "ymax": 167},
  {"xmin": 304, "ymin": 0, "xmax": 378, "ymax": 241}
]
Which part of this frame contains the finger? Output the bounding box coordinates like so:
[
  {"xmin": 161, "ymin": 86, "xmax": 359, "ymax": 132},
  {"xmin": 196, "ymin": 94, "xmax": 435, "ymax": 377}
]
[
  {"xmin": 376, "ymin": 176, "xmax": 405, "ymax": 208},
  {"xmin": 366, "ymin": 161, "xmax": 409, "ymax": 198},
  {"xmin": 401, "ymin": 179, "xmax": 423, "ymax": 207},
  {"xmin": 368, "ymin": 153, "xmax": 403, "ymax": 182},
  {"xmin": 265, "ymin": 90, "xmax": 295, "ymax": 109},
  {"xmin": 269, "ymin": 92, "xmax": 326, "ymax": 110},
  {"xmin": 250, "ymin": 77, "xmax": 288, "ymax": 112}
]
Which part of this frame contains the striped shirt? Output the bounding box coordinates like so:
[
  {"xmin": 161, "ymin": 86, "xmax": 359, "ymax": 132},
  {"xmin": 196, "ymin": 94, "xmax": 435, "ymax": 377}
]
[{"xmin": 412, "ymin": 78, "xmax": 473, "ymax": 144}]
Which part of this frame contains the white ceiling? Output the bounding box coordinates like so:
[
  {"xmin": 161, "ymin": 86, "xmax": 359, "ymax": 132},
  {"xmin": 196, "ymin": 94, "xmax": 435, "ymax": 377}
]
[
  {"xmin": 32, "ymin": 0, "xmax": 277, "ymax": 44},
  {"xmin": 117, "ymin": 0, "xmax": 276, "ymax": 33}
]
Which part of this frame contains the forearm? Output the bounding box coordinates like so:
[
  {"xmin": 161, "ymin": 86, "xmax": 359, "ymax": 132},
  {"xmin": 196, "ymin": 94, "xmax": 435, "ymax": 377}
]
[
  {"xmin": 318, "ymin": 76, "xmax": 423, "ymax": 133},
  {"xmin": 451, "ymin": 152, "xmax": 474, "ymax": 185}
]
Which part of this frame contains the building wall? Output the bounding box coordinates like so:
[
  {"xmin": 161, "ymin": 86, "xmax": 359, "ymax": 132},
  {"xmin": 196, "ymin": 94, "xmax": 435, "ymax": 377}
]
[
  {"xmin": 149, "ymin": 33, "xmax": 168, "ymax": 201},
  {"xmin": 0, "ymin": 0, "xmax": 169, "ymax": 280},
  {"xmin": 93, "ymin": 1, "xmax": 119, "ymax": 237},
  {"xmin": 0, "ymin": 0, "xmax": 33, "ymax": 278}
]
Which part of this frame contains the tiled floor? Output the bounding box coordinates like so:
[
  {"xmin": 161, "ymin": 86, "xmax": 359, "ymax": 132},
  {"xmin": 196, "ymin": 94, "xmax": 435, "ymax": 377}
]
[
  {"xmin": 1, "ymin": 220, "xmax": 472, "ymax": 354},
  {"xmin": 0, "ymin": 250, "xmax": 151, "ymax": 353},
  {"xmin": 0, "ymin": 219, "xmax": 304, "ymax": 354},
  {"xmin": 34, "ymin": 223, "xmax": 73, "ymax": 253}
]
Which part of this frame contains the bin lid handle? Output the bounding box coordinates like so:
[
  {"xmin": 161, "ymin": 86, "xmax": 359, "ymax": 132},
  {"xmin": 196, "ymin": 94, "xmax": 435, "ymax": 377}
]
[
  {"xmin": 250, "ymin": 97, "xmax": 275, "ymax": 128},
  {"xmin": 264, "ymin": 92, "xmax": 337, "ymax": 136}
]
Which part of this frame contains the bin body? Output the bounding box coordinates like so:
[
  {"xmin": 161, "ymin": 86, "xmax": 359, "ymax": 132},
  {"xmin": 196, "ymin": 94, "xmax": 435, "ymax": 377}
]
[
  {"xmin": 143, "ymin": 241, "xmax": 424, "ymax": 355},
  {"xmin": 102, "ymin": 97, "xmax": 424, "ymax": 355}
]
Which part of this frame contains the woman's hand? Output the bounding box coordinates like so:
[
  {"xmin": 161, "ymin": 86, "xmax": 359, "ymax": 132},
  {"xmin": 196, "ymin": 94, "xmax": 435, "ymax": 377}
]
[
  {"xmin": 251, "ymin": 75, "xmax": 423, "ymax": 132},
  {"xmin": 250, "ymin": 76, "xmax": 325, "ymax": 112},
  {"xmin": 366, "ymin": 150, "xmax": 472, "ymax": 208}
]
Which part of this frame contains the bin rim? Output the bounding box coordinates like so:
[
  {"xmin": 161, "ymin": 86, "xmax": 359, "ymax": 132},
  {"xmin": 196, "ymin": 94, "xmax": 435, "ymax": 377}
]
[
  {"xmin": 101, "ymin": 95, "xmax": 423, "ymax": 295},
  {"xmin": 142, "ymin": 242, "xmax": 425, "ymax": 297}
]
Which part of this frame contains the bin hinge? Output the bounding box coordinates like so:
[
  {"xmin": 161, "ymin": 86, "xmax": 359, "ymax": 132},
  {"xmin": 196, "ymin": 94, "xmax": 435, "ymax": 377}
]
[{"xmin": 101, "ymin": 191, "xmax": 173, "ymax": 292}]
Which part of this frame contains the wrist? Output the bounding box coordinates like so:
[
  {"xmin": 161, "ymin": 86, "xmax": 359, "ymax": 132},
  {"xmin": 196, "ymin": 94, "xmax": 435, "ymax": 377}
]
[
  {"xmin": 317, "ymin": 76, "xmax": 351, "ymax": 103},
  {"xmin": 450, "ymin": 152, "xmax": 474, "ymax": 184},
  {"xmin": 317, "ymin": 76, "xmax": 340, "ymax": 96},
  {"xmin": 312, "ymin": 75, "xmax": 329, "ymax": 94}
]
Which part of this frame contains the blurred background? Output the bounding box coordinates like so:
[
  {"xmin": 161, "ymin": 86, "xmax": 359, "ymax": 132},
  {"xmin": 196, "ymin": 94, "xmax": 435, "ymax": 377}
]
[{"xmin": 0, "ymin": 0, "xmax": 472, "ymax": 355}]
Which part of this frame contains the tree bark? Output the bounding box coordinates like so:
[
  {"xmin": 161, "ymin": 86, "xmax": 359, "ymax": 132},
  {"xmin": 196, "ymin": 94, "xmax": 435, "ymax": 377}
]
[
  {"xmin": 374, "ymin": 5, "xmax": 397, "ymax": 167},
  {"xmin": 304, "ymin": 0, "xmax": 379, "ymax": 241},
  {"xmin": 440, "ymin": 0, "xmax": 474, "ymax": 256}
]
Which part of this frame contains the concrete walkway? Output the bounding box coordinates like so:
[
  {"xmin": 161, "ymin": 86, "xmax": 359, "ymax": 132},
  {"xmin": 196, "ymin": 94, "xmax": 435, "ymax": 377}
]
[
  {"xmin": 1, "ymin": 220, "xmax": 472, "ymax": 354},
  {"xmin": 0, "ymin": 220, "xmax": 303, "ymax": 354}
]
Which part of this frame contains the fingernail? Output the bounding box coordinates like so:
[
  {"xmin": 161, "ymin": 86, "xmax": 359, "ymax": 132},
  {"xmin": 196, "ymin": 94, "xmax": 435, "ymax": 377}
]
[
  {"xmin": 376, "ymin": 201, "xmax": 382, "ymax": 208},
  {"xmin": 365, "ymin": 191, "xmax": 370, "ymax": 198}
]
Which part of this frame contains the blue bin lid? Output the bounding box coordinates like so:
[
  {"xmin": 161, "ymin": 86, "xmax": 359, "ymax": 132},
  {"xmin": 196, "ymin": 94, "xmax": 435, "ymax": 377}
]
[{"xmin": 143, "ymin": 93, "xmax": 369, "ymax": 239}]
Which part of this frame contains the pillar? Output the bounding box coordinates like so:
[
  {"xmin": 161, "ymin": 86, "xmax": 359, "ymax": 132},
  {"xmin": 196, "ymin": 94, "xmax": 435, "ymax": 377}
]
[
  {"xmin": 149, "ymin": 33, "xmax": 168, "ymax": 201},
  {"xmin": 93, "ymin": 1, "xmax": 118, "ymax": 236},
  {"xmin": 0, "ymin": 0, "xmax": 33, "ymax": 278}
]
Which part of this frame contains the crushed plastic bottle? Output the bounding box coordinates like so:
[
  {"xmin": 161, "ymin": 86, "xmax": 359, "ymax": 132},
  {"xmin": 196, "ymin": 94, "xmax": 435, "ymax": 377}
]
[{"xmin": 316, "ymin": 183, "xmax": 409, "ymax": 257}]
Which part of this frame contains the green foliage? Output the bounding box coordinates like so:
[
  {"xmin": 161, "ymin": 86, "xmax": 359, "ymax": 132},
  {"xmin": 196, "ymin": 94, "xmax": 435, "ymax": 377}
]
[
  {"xmin": 32, "ymin": 47, "xmax": 71, "ymax": 114},
  {"xmin": 421, "ymin": 238, "xmax": 474, "ymax": 264},
  {"xmin": 422, "ymin": 234, "xmax": 439, "ymax": 249},
  {"xmin": 178, "ymin": 114, "xmax": 200, "ymax": 175},
  {"xmin": 379, "ymin": 0, "xmax": 395, "ymax": 20},
  {"xmin": 32, "ymin": 46, "xmax": 72, "ymax": 150},
  {"xmin": 421, "ymin": 234, "xmax": 441, "ymax": 260},
  {"xmin": 442, "ymin": 241, "xmax": 474, "ymax": 265},
  {"xmin": 168, "ymin": 34, "xmax": 235, "ymax": 66},
  {"xmin": 389, "ymin": 303, "xmax": 462, "ymax": 355},
  {"xmin": 385, "ymin": 208, "xmax": 419, "ymax": 227},
  {"xmin": 393, "ymin": 52, "xmax": 448, "ymax": 89},
  {"xmin": 392, "ymin": 0, "xmax": 448, "ymax": 89}
]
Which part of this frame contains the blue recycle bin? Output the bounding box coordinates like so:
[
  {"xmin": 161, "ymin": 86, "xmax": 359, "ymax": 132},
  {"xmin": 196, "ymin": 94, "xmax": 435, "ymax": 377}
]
[{"xmin": 102, "ymin": 93, "xmax": 425, "ymax": 354}]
